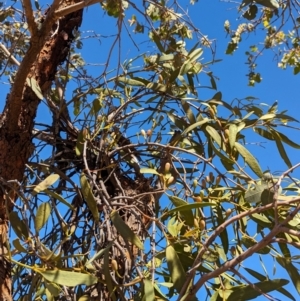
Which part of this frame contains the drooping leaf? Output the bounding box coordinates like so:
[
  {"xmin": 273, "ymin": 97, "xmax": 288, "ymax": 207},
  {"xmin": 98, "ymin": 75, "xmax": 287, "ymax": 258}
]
[
  {"xmin": 166, "ymin": 245, "xmax": 186, "ymax": 293},
  {"xmin": 227, "ymin": 279, "xmax": 288, "ymax": 301},
  {"xmin": 276, "ymin": 256, "xmax": 300, "ymax": 294},
  {"xmin": 270, "ymin": 129, "xmax": 292, "ymax": 168},
  {"xmin": 140, "ymin": 168, "xmax": 160, "ymax": 175},
  {"xmin": 26, "ymin": 77, "xmax": 43, "ymax": 100},
  {"xmin": 228, "ymin": 124, "xmax": 238, "ymax": 149},
  {"xmin": 37, "ymin": 269, "xmax": 98, "ymax": 287},
  {"xmin": 110, "ymin": 210, "xmax": 144, "ymax": 250},
  {"xmin": 244, "ymin": 267, "xmax": 296, "ymax": 301},
  {"xmin": 103, "ymin": 247, "xmax": 117, "ymax": 301},
  {"xmin": 32, "ymin": 174, "xmax": 60, "ymax": 196},
  {"xmin": 234, "ymin": 142, "xmax": 263, "ymax": 177},
  {"xmin": 206, "ymin": 125, "xmax": 222, "ymax": 148},
  {"xmin": 169, "ymin": 196, "xmax": 194, "ymax": 227},
  {"xmin": 12, "ymin": 238, "xmax": 27, "ymax": 253},
  {"xmin": 143, "ymin": 279, "xmax": 155, "ymax": 301},
  {"xmin": 80, "ymin": 173, "xmax": 99, "ymax": 221},
  {"xmin": 9, "ymin": 211, "xmax": 29, "ymax": 240},
  {"xmin": 35, "ymin": 202, "xmax": 51, "ymax": 232}
]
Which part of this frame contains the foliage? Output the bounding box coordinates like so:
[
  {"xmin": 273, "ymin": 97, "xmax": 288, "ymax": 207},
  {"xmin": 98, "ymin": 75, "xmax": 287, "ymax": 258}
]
[{"xmin": 1, "ymin": 1, "xmax": 300, "ymax": 301}]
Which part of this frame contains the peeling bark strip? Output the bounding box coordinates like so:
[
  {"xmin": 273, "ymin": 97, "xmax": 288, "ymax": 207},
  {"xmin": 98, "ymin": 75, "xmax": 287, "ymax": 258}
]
[{"xmin": 0, "ymin": 1, "xmax": 83, "ymax": 300}]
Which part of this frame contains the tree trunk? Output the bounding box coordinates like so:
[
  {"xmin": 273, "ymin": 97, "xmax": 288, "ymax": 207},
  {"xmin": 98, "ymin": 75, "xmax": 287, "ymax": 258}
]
[{"xmin": 0, "ymin": 1, "xmax": 83, "ymax": 299}]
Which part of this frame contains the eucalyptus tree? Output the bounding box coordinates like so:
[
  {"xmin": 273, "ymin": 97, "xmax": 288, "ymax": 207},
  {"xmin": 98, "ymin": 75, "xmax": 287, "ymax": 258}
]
[{"xmin": 0, "ymin": 1, "xmax": 300, "ymax": 301}]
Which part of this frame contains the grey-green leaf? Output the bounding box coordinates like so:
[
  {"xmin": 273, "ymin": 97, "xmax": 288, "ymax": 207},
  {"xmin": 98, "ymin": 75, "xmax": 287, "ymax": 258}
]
[
  {"xmin": 32, "ymin": 174, "xmax": 60, "ymax": 196},
  {"xmin": 38, "ymin": 270, "xmax": 98, "ymax": 287},
  {"xmin": 35, "ymin": 202, "xmax": 51, "ymax": 232},
  {"xmin": 80, "ymin": 173, "xmax": 99, "ymax": 221},
  {"xmin": 234, "ymin": 142, "xmax": 263, "ymax": 177},
  {"xmin": 9, "ymin": 211, "xmax": 29, "ymax": 240},
  {"xmin": 110, "ymin": 210, "xmax": 144, "ymax": 250}
]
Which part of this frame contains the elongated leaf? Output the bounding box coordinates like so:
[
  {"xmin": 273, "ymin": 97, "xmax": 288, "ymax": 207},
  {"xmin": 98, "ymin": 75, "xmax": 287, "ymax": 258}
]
[
  {"xmin": 228, "ymin": 124, "xmax": 238, "ymax": 149},
  {"xmin": 227, "ymin": 279, "xmax": 289, "ymax": 301},
  {"xmin": 182, "ymin": 119, "xmax": 210, "ymax": 136},
  {"xmin": 35, "ymin": 202, "xmax": 51, "ymax": 232},
  {"xmin": 13, "ymin": 238, "xmax": 27, "ymax": 253},
  {"xmin": 271, "ymin": 129, "xmax": 292, "ymax": 168},
  {"xmin": 254, "ymin": 127, "xmax": 274, "ymax": 140},
  {"xmin": 275, "ymin": 130, "xmax": 300, "ymax": 149},
  {"xmin": 244, "ymin": 267, "xmax": 295, "ymax": 301},
  {"xmin": 104, "ymin": 247, "xmax": 116, "ymax": 301},
  {"xmin": 27, "ymin": 77, "xmax": 43, "ymax": 100},
  {"xmin": 143, "ymin": 279, "xmax": 155, "ymax": 301},
  {"xmin": 181, "ymin": 100, "xmax": 196, "ymax": 125},
  {"xmin": 110, "ymin": 210, "xmax": 144, "ymax": 250},
  {"xmin": 169, "ymin": 196, "xmax": 194, "ymax": 227},
  {"xmin": 44, "ymin": 190, "xmax": 74, "ymax": 209},
  {"xmin": 250, "ymin": 213, "xmax": 272, "ymax": 228},
  {"xmin": 206, "ymin": 125, "xmax": 222, "ymax": 147},
  {"xmin": 166, "ymin": 245, "xmax": 186, "ymax": 292},
  {"xmin": 259, "ymin": 113, "xmax": 276, "ymax": 120},
  {"xmin": 234, "ymin": 142, "xmax": 263, "ymax": 177},
  {"xmin": 37, "ymin": 269, "xmax": 98, "ymax": 287},
  {"xmin": 9, "ymin": 211, "xmax": 29, "ymax": 240},
  {"xmin": 85, "ymin": 241, "xmax": 113, "ymax": 266},
  {"xmin": 32, "ymin": 174, "xmax": 60, "ymax": 196},
  {"xmin": 80, "ymin": 173, "xmax": 99, "ymax": 221},
  {"xmin": 118, "ymin": 76, "xmax": 146, "ymax": 86},
  {"xmin": 140, "ymin": 168, "xmax": 160, "ymax": 175},
  {"xmin": 166, "ymin": 202, "xmax": 215, "ymax": 216},
  {"xmin": 276, "ymin": 256, "xmax": 300, "ymax": 294}
]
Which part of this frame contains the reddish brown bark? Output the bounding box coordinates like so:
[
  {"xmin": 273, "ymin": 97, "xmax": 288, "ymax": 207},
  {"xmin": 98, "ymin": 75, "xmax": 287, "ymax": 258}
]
[{"xmin": 0, "ymin": 2, "xmax": 83, "ymax": 300}]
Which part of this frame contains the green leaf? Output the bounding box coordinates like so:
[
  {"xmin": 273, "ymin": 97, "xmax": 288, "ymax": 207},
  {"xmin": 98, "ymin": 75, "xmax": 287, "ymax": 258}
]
[
  {"xmin": 250, "ymin": 213, "xmax": 272, "ymax": 228},
  {"xmin": 270, "ymin": 129, "xmax": 292, "ymax": 168},
  {"xmin": 181, "ymin": 100, "xmax": 196, "ymax": 125},
  {"xmin": 118, "ymin": 76, "xmax": 146, "ymax": 86},
  {"xmin": 276, "ymin": 256, "xmax": 300, "ymax": 294},
  {"xmin": 44, "ymin": 190, "xmax": 74, "ymax": 209},
  {"xmin": 45, "ymin": 282, "xmax": 61, "ymax": 297},
  {"xmin": 228, "ymin": 124, "xmax": 238, "ymax": 149},
  {"xmin": 140, "ymin": 168, "xmax": 160, "ymax": 175},
  {"xmin": 182, "ymin": 118, "xmax": 210, "ymax": 136},
  {"xmin": 169, "ymin": 196, "xmax": 194, "ymax": 227},
  {"xmin": 12, "ymin": 238, "xmax": 27, "ymax": 253},
  {"xmin": 245, "ymin": 183, "xmax": 274, "ymax": 204},
  {"xmin": 234, "ymin": 142, "xmax": 263, "ymax": 177},
  {"xmin": 9, "ymin": 211, "xmax": 29, "ymax": 240},
  {"xmin": 110, "ymin": 210, "xmax": 144, "ymax": 250},
  {"xmin": 103, "ymin": 247, "xmax": 117, "ymax": 301},
  {"xmin": 26, "ymin": 77, "xmax": 43, "ymax": 100},
  {"xmin": 37, "ymin": 269, "xmax": 98, "ymax": 287},
  {"xmin": 32, "ymin": 174, "xmax": 60, "ymax": 196},
  {"xmin": 254, "ymin": 127, "xmax": 274, "ymax": 140},
  {"xmin": 35, "ymin": 202, "xmax": 51, "ymax": 232},
  {"xmin": 143, "ymin": 279, "xmax": 155, "ymax": 301},
  {"xmin": 166, "ymin": 245, "xmax": 186, "ymax": 293},
  {"xmin": 85, "ymin": 241, "xmax": 113, "ymax": 266},
  {"xmin": 244, "ymin": 267, "xmax": 296, "ymax": 301},
  {"xmin": 274, "ymin": 130, "xmax": 300, "ymax": 149},
  {"xmin": 227, "ymin": 279, "xmax": 289, "ymax": 301},
  {"xmin": 75, "ymin": 129, "xmax": 86, "ymax": 156},
  {"xmin": 206, "ymin": 125, "xmax": 222, "ymax": 148},
  {"xmin": 80, "ymin": 173, "xmax": 99, "ymax": 221},
  {"xmin": 165, "ymin": 202, "xmax": 215, "ymax": 218}
]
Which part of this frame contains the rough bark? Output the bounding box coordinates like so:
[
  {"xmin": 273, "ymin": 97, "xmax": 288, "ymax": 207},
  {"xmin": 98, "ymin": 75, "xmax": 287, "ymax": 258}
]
[{"xmin": 0, "ymin": 1, "xmax": 83, "ymax": 299}]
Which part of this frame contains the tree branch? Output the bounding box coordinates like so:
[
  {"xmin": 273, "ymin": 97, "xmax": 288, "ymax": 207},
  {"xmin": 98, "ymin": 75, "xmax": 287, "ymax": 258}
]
[
  {"xmin": 22, "ymin": 0, "xmax": 37, "ymax": 35},
  {"xmin": 55, "ymin": 0, "xmax": 101, "ymax": 18},
  {"xmin": 6, "ymin": 0, "xmax": 61, "ymax": 133}
]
